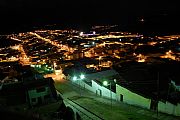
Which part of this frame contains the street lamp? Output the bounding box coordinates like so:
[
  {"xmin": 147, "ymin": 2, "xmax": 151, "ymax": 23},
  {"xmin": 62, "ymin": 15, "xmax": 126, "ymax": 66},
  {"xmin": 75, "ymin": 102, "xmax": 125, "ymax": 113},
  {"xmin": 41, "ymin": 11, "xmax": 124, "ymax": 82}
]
[
  {"xmin": 73, "ymin": 76, "xmax": 77, "ymax": 81},
  {"xmin": 103, "ymin": 80, "xmax": 112, "ymax": 109},
  {"xmin": 80, "ymin": 74, "xmax": 85, "ymax": 79},
  {"xmin": 103, "ymin": 81, "xmax": 108, "ymax": 86},
  {"xmin": 53, "ymin": 62, "xmax": 57, "ymax": 72},
  {"xmin": 99, "ymin": 56, "xmax": 102, "ymax": 70},
  {"xmin": 72, "ymin": 74, "xmax": 85, "ymax": 96},
  {"xmin": 72, "ymin": 74, "xmax": 85, "ymax": 81}
]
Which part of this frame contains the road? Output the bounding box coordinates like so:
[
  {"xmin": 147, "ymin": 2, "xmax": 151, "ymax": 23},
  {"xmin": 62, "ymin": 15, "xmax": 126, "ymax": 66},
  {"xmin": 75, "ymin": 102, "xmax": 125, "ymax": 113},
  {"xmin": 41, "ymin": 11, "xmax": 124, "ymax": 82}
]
[
  {"xmin": 55, "ymin": 80, "xmax": 180, "ymax": 120},
  {"xmin": 56, "ymin": 82, "xmax": 103, "ymax": 120},
  {"xmin": 18, "ymin": 45, "xmax": 30, "ymax": 65},
  {"xmin": 29, "ymin": 32, "xmax": 74, "ymax": 53}
]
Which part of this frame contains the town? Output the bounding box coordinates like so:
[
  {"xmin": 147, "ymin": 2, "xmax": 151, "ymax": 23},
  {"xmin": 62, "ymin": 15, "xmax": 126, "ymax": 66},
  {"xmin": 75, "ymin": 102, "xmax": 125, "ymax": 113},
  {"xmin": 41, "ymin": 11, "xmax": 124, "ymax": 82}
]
[{"xmin": 0, "ymin": 25, "xmax": 180, "ymax": 120}]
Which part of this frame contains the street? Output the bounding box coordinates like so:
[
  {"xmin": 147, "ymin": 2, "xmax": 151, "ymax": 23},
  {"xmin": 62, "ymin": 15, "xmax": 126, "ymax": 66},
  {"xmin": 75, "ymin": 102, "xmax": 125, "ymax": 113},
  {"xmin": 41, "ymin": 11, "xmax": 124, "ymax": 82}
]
[{"xmin": 55, "ymin": 80, "xmax": 180, "ymax": 120}]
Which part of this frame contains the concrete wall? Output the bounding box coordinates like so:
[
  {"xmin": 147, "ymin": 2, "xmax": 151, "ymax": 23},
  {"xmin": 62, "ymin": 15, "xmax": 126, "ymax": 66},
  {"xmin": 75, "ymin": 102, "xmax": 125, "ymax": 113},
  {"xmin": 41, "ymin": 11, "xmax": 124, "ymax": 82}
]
[
  {"xmin": 116, "ymin": 84, "xmax": 150, "ymax": 109},
  {"xmin": 80, "ymin": 80, "xmax": 94, "ymax": 93},
  {"xmin": 92, "ymin": 80, "xmax": 117, "ymax": 100},
  {"xmin": 28, "ymin": 87, "xmax": 50, "ymax": 98},
  {"xmin": 73, "ymin": 79, "xmax": 180, "ymax": 116},
  {"xmin": 158, "ymin": 101, "xmax": 175, "ymax": 115},
  {"xmin": 175, "ymin": 104, "xmax": 180, "ymax": 116},
  {"xmin": 73, "ymin": 80, "xmax": 94, "ymax": 93},
  {"xmin": 158, "ymin": 101, "xmax": 180, "ymax": 116},
  {"xmin": 28, "ymin": 86, "xmax": 51, "ymax": 105},
  {"xmin": 72, "ymin": 80, "xmax": 117, "ymax": 100}
]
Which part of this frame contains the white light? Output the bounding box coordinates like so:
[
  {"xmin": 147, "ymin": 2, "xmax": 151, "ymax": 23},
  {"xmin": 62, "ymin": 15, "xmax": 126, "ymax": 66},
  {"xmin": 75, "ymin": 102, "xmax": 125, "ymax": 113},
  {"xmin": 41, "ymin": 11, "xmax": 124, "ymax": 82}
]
[
  {"xmin": 80, "ymin": 74, "xmax": 85, "ymax": 79},
  {"xmin": 73, "ymin": 76, "xmax": 77, "ymax": 81},
  {"xmin": 103, "ymin": 81, "xmax": 108, "ymax": 86},
  {"xmin": 79, "ymin": 32, "xmax": 83, "ymax": 36}
]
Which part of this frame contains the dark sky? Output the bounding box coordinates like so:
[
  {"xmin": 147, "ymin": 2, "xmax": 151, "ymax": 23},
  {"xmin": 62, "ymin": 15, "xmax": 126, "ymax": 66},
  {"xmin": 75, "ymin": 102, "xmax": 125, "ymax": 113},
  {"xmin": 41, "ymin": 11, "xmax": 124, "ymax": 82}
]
[{"xmin": 0, "ymin": 0, "xmax": 180, "ymax": 33}]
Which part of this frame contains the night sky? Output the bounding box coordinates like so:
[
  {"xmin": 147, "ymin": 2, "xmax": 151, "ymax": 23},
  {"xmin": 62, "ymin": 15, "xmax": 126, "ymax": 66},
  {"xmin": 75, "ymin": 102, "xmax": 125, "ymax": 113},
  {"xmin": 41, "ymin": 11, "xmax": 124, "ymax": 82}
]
[{"xmin": 0, "ymin": 0, "xmax": 180, "ymax": 34}]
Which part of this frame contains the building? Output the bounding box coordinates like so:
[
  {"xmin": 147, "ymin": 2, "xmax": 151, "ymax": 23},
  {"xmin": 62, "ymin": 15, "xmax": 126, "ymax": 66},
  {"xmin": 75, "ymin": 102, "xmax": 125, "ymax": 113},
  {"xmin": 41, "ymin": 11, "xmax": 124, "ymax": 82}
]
[
  {"xmin": 25, "ymin": 77, "xmax": 58, "ymax": 107},
  {"xmin": 69, "ymin": 67, "xmax": 180, "ymax": 116},
  {"xmin": 0, "ymin": 77, "xmax": 59, "ymax": 107}
]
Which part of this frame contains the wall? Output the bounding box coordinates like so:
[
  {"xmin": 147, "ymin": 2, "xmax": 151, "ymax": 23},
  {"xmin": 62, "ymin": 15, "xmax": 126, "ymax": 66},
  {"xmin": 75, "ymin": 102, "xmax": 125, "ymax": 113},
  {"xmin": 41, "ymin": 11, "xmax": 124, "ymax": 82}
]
[
  {"xmin": 28, "ymin": 87, "xmax": 50, "ymax": 98},
  {"xmin": 72, "ymin": 80, "xmax": 94, "ymax": 93},
  {"xmin": 175, "ymin": 104, "xmax": 180, "ymax": 116},
  {"xmin": 72, "ymin": 80, "xmax": 117, "ymax": 100},
  {"xmin": 158, "ymin": 101, "xmax": 180, "ymax": 116},
  {"xmin": 116, "ymin": 84, "xmax": 151, "ymax": 109},
  {"xmin": 72, "ymin": 79, "xmax": 180, "ymax": 116},
  {"xmin": 28, "ymin": 86, "xmax": 51, "ymax": 105},
  {"xmin": 92, "ymin": 80, "xmax": 117, "ymax": 100},
  {"xmin": 158, "ymin": 101, "xmax": 175, "ymax": 115}
]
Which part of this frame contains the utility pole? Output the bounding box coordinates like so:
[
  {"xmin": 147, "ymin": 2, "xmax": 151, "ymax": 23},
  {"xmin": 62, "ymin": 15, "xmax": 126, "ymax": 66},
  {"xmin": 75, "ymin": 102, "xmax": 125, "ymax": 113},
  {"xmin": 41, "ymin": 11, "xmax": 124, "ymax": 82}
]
[
  {"xmin": 110, "ymin": 82, "xmax": 112, "ymax": 109},
  {"xmin": 157, "ymin": 72, "xmax": 159, "ymax": 118},
  {"xmin": 103, "ymin": 81, "xmax": 112, "ymax": 109},
  {"xmin": 79, "ymin": 80, "xmax": 81, "ymax": 96}
]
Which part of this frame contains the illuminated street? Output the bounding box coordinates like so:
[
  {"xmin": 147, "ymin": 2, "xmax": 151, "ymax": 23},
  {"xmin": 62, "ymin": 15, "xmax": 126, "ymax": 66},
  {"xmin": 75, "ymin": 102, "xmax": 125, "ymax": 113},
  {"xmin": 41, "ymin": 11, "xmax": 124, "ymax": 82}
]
[
  {"xmin": 55, "ymin": 79, "xmax": 180, "ymax": 120},
  {"xmin": 1, "ymin": 28, "xmax": 179, "ymax": 70}
]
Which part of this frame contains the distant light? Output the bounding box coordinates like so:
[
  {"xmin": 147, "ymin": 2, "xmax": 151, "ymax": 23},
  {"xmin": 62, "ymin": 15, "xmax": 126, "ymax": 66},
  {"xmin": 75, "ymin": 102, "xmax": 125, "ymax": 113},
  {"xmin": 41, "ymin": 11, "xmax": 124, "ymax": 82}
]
[
  {"xmin": 80, "ymin": 74, "xmax": 85, "ymax": 79},
  {"xmin": 140, "ymin": 18, "xmax": 144, "ymax": 22},
  {"xmin": 92, "ymin": 41, "xmax": 95, "ymax": 45},
  {"xmin": 79, "ymin": 32, "xmax": 83, "ymax": 36},
  {"xmin": 93, "ymin": 31, "xmax": 96, "ymax": 35},
  {"xmin": 73, "ymin": 76, "xmax": 77, "ymax": 81}
]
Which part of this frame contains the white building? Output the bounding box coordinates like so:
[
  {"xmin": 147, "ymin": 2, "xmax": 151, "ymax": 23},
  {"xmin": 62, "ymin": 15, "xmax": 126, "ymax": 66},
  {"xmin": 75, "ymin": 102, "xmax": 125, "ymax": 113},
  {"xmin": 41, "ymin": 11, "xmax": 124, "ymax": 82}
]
[{"xmin": 70, "ymin": 70, "xmax": 180, "ymax": 116}]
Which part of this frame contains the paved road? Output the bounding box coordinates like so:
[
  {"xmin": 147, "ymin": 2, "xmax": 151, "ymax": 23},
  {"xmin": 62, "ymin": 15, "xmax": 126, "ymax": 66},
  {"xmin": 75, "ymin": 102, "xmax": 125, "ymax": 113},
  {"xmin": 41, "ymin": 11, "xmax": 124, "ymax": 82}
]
[
  {"xmin": 55, "ymin": 80, "xmax": 180, "ymax": 120},
  {"xmin": 57, "ymin": 88, "xmax": 103, "ymax": 120}
]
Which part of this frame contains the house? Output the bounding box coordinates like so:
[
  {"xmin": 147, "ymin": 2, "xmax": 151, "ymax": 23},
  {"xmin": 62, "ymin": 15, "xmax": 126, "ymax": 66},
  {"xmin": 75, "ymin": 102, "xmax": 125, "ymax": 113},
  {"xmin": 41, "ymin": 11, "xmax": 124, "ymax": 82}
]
[
  {"xmin": 70, "ymin": 64, "xmax": 180, "ymax": 116},
  {"xmin": 24, "ymin": 77, "xmax": 58, "ymax": 106},
  {"xmin": 0, "ymin": 77, "xmax": 59, "ymax": 107}
]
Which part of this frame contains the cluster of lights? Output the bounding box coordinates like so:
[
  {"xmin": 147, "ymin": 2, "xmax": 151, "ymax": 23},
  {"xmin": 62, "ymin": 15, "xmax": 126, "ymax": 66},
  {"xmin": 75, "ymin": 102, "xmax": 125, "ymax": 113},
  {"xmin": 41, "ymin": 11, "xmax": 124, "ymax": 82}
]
[{"xmin": 73, "ymin": 74, "xmax": 85, "ymax": 81}]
